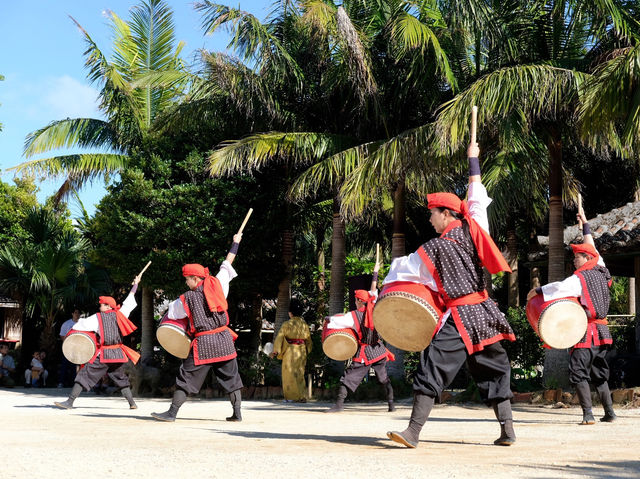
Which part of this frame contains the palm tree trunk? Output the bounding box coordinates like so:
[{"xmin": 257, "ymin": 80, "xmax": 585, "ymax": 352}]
[
  {"xmin": 274, "ymin": 228, "xmax": 294, "ymax": 334},
  {"xmin": 316, "ymin": 229, "xmax": 326, "ymax": 319},
  {"xmin": 139, "ymin": 287, "xmax": 154, "ymax": 363},
  {"xmin": 506, "ymin": 224, "xmax": 519, "ymax": 307},
  {"xmin": 328, "ymin": 196, "xmax": 346, "ymax": 316},
  {"xmin": 387, "ymin": 179, "xmax": 407, "ymax": 379},
  {"xmin": 544, "ymin": 129, "xmax": 570, "ymax": 388}
]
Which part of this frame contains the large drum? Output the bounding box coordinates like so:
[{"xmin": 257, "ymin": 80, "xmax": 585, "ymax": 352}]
[
  {"xmin": 526, "ymin": 294, "xmax": 588, "ymax": 349},
  {"xmin": 322, "ymin": 321, "xmax": 358, "ymax": 361},
  {"xmin": 372, "ymin": 281, "xmax": 443, "ymax": 352},
  {"xmin": 156, "ymin": 315, "xmax": 192, "ymax": 359},
  {"xmin": 62, "ymin": 330, "xmax": 98, "ymax": 365}
]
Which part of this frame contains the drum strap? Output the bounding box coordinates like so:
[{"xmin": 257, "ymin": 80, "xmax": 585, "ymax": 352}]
[
  {"xmin": 444, "ymin": 290, "xmax": 488, "ymax": 308},
  {"xmin": 194, "ymin": 325, "xmax": 238, "ymax": 341}
]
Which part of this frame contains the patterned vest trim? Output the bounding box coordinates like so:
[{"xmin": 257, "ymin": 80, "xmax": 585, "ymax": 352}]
[
  {"xmin": 574, "ymin": 266, "xmax": 613, "ymax": 348},
  {"xmin": 95, "ymin": 312, "xmax": 127, "ymax": 363},
  {"xmin": 417, "ymin": 223, "xmax": 515, "ymax": 354},
  {"xmin": 350, "ymin": 309, "xmax": 388, "ymax": 365},
  {"xmin": 181, "ymin": 286, "xmax": 237, "ymax": 365}
]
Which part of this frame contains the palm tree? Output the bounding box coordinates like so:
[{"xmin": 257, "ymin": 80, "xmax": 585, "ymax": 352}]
[{"xmin": 10, "ymin": 0, "xmax": 187, "ymax": 363}]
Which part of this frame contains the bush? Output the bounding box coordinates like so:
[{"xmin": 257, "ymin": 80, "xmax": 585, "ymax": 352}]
[{"xmin": 503, "ymin": 307, "xmax": 544, "ymax": 391}]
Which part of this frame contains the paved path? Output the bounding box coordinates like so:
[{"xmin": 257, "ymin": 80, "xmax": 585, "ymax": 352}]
[{"xmin": 2, "ymin": 388, "xmax": 639, "ymax": 478}]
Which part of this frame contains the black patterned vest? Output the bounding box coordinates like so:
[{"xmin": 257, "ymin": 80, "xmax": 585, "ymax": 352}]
[
  {"xmin": 351, "ymin": 309, "xmax": 388, "ymax": 365},
  {"xmin": 96, "ymin": 312, "xmax": 127, "ymax": 363},
  {"xmin": 418, "ymin": 221, "xmax": 515, "ymax": 354},
  {"xmin": 574, "ymin": 265, "xmax": 613, "ymax": 348},
  {"xmin": 181, "ymin": 285, "xmax": 237, "ymax": 364}
]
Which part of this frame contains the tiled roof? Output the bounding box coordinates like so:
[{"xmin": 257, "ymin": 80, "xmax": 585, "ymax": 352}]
[{"xmin": 531, "ymin": 200, "xmax": 640, "ymax": 260}]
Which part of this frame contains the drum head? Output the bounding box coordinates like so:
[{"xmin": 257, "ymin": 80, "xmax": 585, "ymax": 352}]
[
  {"xmin": 63, "ymin": 334, "xmax": 96, "ymax": 365},
  {"xmin": 373, "ymin": 295, "xmax": 438, "ymax": 352},
  {"xmin": 157, "ymin": 325, "xmax": 191, "ymax": 359},
  {"xmin": 539, "ymin": 300, "xmax": 588, "ymax": 349},
  {"xmin": 323, "ymin": 333, "xmax": 357, "ymax": 361}
]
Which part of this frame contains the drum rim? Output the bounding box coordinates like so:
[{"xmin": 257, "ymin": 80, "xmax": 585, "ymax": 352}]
[
  {"xmin": 377, "ymin": 290, "xmax": 440, "ymax": 317},
  {"xmin": 157, "ymin": 323, "xmax": 191, "ymax": 338}
]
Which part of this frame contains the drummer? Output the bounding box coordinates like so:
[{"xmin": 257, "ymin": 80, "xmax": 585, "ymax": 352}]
[
  {"xmin": 325, "ymin": 258, "xmax": 396, "ymax": 413},
  {"xmin": 151, "ymin": 233, "xmax": 244, "ymax": 422},
  {"xmin": 54, "ymin": 275, "xmax": 141, "ymax": 410},
  {"xmin": 527, "ymin": 212, "xmax": 616, "ymax": 425},
  {"xmin": 385, "ymin": 135, "xmax": 517, "ymax": 448}
]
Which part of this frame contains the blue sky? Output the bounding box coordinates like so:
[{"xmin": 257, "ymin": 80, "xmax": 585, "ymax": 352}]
[{"xmin": 0, "ymin": 0, "xmax": 269, "ymax": 216}]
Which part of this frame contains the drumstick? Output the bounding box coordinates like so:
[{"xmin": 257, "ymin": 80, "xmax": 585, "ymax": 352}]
[
  {"xmin": 237, "ymin": 208, "xmax": 253, "ymax": 235},
  {"xmin": 470, "ymin": 105, "xmax": 478, "ymax": 145},
  {"xmin": 375, "ymin": 243, "xmax": 380, "ymax": 266},
  {"xmin": 578, "ymin": 193, "xmax": 584, "ymax": 218},
  {"xmin": 139, "ymin": 261, "xmax": 152, "ymax": 276}
]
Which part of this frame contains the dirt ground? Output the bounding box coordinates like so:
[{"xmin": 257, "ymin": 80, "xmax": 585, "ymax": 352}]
[{"xmin": 2, "ymin": 388, "xmax": 639, "ymax": 479}]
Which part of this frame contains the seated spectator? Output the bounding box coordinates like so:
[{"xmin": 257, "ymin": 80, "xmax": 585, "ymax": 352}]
[
  {"xmin": 25, "ymin": 351, "xmax": 49, "ymax": 387},
  {"xmin": 0, "ymin": 343, "xmax": 16, "ymax": 387}
]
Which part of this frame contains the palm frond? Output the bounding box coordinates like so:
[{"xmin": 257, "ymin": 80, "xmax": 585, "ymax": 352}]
[{"xmin": 9, "ymin": 153, "xmax": 128, "ymax": 182}]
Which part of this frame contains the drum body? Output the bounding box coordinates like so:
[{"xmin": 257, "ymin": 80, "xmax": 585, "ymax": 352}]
[
  {"xmin": 322, "ymin": 322, "xmax": 358, "ymax": 361},
  {"xmin": 62, "ymin": 330, "xmax": 98, "ymax": 365},
  {"xmin": 156, "ymin": 315, "xmax": 192, "ymax": 359},
  {"xmin": 372, "ymin": 281, "xmax": 443, "ymax": 352},
  {"xmin": 526, "ymin": 294, "xmax": 588, "ymax": 349}
]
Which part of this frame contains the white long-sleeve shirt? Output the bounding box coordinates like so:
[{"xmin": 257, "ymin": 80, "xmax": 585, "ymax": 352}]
[
  {"xmin": 382, "ymin": 181, "xmax": 493, "ymax": 329},
  {"xmin": 72, "ymin": 292, "xmax": 138, "ymax": 334},
  {"xmin": 325, "ymin": 290, "xmax": 378, "ymax": 330},
  {"xmin": 541, "ymin": 253, "xmax": 606, "ymax": 306},
  {"xmin": 167, "ymin": 260, "xmax": 238, "ymax": 319}
]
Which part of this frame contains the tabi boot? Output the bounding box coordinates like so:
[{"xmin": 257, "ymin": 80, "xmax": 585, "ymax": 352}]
[
  {"xmin": 151, "ymin": 389, "xmax": 187, "ymax": 422},
  {"xmin": 387, "ymin": 393, "xmax": 434, "ymax": 448},
  {"xmin": 596, "ymin": 382, "xmax": 617, "ymax": 422},
  {"xmin": 121, "ymin": 387, "xmax": 138, "ymax": 409},
  {"xmin": 575, "ymin": 381, "xmax": 595, "ymax": 425},
  {"xmin": 384, "ymin": 381, "xmax": 396, "ymax": 412},
  {"xmin": 493, "ymin": 399, "xmax": 516, "ymax": 446},
  {"xmin": 226, "ymin": 389, "xmax": 242, "ymax": 422},
  {"xmin": 54, "ymin": 383, "xmax": 83, "ymax": 409},
  {"xmin": 325, "ymin": 385, "xmax": 347, "ymax": 413}
]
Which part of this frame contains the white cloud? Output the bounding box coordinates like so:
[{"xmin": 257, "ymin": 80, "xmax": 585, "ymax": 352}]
[{"xmin": 42, "ymin": 75, "xmax": 102, "ymax": 119}]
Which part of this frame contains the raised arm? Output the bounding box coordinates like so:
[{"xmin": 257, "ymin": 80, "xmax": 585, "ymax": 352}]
[
  {"xmin": 225, "ymin": 233, "xmax": 243, "ymax": 264},
  {"xmin": 120, "ymin": 275, "xmax": 141, "ymax": 317}
]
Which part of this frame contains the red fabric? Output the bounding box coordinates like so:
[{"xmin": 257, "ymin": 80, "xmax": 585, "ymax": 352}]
[
  {"xmin": 427, "ymin": 193, "xmax": 511, "ymax": 274},
  {"xmin": 354, "ymin": 290, "xmax": 376, "ymax": 329},
  {"xmin": 100, "ymin": 344, "xmax": 140, "ymax": 364},
  {"xmin": 182, "ymin": 263, "xmax": 228, "ymax": 312},
  {"xmin": 572, "ymin": 244, "xmax": 600, "ymax": 273},
  {"xmin": 99, "ymin": 296, "xmax": 117, "ymax": 309},
  {"xmin": 444, "ymin": 290, "xmax": 489, "ymax": 308}
]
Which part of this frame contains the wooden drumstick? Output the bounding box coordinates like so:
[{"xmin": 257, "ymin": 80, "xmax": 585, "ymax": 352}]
[
  {"xmin": 139, "ymin": 261, "xmax": 152, "ymax": 276},
  {"xmin": 578, "ymin": 193, "xmax": 584, "ymax": 218},
  {"xmin": 470, "ymin": 105, "xmax": 478, "ymax": 145},
  {"xmin": 375, "ymin": 243, "xmax": 380, "ymax": 267},
  {"xmin": 237, "ymin": 208, "xmax": 253, "ymax": 235}
]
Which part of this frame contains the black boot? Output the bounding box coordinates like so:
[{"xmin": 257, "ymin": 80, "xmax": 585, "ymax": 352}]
[
  {"xmin": 384, "ymin": 381, "xmax": 396, "ymax": 412},
  {"xmin": 54, "ymin": 383, "xmax": 82, "ymax": 409},
  {"xmin": 121, "ymin": 387, "xmax": 137, "ymax": 409},
  {"xmin": 226, "ymin": 389, "xmax": 242, "ymax": 421},
  {"xmin": 326, "ymin": 385, "xmax": 347, "ymax": 413},
  {"xmin": 387, "ymin": 393, "xmax": 434, "ymax": 448},
  {"xmin": 151, "ymin": 389, "xmax": 187, "ymax": 422},
  {"xmin": 492, "ymin": 399, "xmax": 516, "ymax": 446},
  {"xmin": 596, "ymin": 382, "xmax": 617, "ymax": 422},
  {"xmin": 575, "ymin": 381, "xmax": 595, "ymax": 425}
]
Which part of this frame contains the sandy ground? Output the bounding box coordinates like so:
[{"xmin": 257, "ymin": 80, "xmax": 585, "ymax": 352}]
[{"xmin": 1, "ymin": 388, "xmax": 639, "ymax": 479}]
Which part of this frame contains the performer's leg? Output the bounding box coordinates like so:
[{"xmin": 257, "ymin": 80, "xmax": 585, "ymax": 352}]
[
  {"xmin": 591, "ymin": 347, "xmax": 616, "ymax": 422},
  {"xmin": 152, "ymin": 352, "xmax": 209, "ymax": 421},
  {"xmin": 53, "ymin": 383, "xmax": 83, "ymax": 409},
  {"xmin": 570, "ymin": 348, "xmax": 595, "ymax": 425},
  {"xmin": 151, "ymin": 389, "xmax": 187, "ymax": 422},
  {"xmin": 387, "ymin": 318, "xmax": 467, "ymax": 448},
  {"xmin": 467, "ymin": 341, "xmax": 515, "ymax": 445},
  {"xmin": 106, "ymin": 363, "xmax": 137, "ymax": 409},
  {"xmin": 326, "ymin": 385, "xmax": 348, "ymax": 413},
  {"xmin": 209, "ymin": 358, "xmax": 244, "ymax": 421},
  {"xmin": 227, "ymin": 389, "xmax": 242, "ymax": 422},
  {"xmin": 371, "ymin": 359, "xmax": 395, "ymax": 412},
  {"xmin": 326, "ymin": 362, "xmax": 368, "ymax": 413},
  {"xmin": 54, "ymin": 360, "xmax": 107, "ymax": 409}
]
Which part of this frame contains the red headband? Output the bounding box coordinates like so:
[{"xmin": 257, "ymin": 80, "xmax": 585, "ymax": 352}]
[
  {"xmin": 427, "ymin": 192, "xmax": 465, "ymax": 214},
  {"xmin": 182, "ymin": 264, "xmax": 209, "ymax": 278},
  {"xmin": 354, "ymin": 290, "xmax": 371, "ymax": 302},
  {"xmin": 99, "ymin": 296, "xmax": 117, "ymax": 310},
  {"xmin": 570, "ymin": 243, "xmax": 597, "ymax": 258}
]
